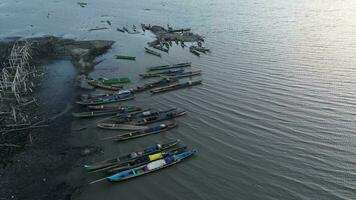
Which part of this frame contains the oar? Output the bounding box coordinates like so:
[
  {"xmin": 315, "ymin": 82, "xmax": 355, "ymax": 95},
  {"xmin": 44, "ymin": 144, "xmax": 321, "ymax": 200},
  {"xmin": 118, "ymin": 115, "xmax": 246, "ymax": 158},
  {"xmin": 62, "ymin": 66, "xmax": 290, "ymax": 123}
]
[{"xmin": 89, "ymin": 177, "xmax": 108, "ymax": 185}]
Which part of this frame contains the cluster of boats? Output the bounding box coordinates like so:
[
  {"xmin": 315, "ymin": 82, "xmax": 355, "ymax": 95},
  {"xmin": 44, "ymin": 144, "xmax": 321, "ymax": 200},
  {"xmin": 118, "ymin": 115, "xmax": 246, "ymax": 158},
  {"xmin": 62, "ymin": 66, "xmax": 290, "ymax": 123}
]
[{"xmin": 75, "ymin": 62, "xmax": 203, "ymax": 183}]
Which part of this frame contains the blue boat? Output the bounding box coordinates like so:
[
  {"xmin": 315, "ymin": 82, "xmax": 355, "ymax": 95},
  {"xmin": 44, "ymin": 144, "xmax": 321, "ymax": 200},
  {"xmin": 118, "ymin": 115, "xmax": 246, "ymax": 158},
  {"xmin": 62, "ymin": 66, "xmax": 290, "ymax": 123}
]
[{"xmin": 107, "ymin": 149, "xmax": 196, "ymax": 182}]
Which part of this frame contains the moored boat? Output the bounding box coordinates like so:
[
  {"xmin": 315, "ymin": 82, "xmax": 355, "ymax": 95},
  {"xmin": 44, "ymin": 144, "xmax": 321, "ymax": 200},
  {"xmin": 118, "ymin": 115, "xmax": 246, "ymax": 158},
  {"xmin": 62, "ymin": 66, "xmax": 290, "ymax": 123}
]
[
  {"xmin": 76, "ymin": 90, "xmax": 134, "ymax": 105},
  {"xmin": 152, "ymin": 45, "xmax": 169, "ymax": 53},
  {"xmin": 97, "ymin": 108, "xmax": 184, "ymax": 128},
  {"xmin": 151, "ymin": 80, "xmax": 202, "ymax": 94},
  {"xmin": 147, "ymin": 62, "xmax": 191, "ymax": 71},
  {"xmin": 161, "ymin": 70, "xmax": 202, "ymax": 79},
  {"xmin": 87, "ymin": 80, "xmax": 123, "ymax": 91},
  {"xmin": 105, "ymin": 122, "xmax": 178, "ymax": 141},
  {"xmin": 131, "ymin": 78, "xmax": 178, "ymax": 93},
  {"xmin": 89, "ymin": 77, "xmax": 131, "ymax": 85},
  {"xmin": 72, "ymin": 106, "xmax": 142, "ymax": 118},
  {"xmin": 144, "ymin": 47, "xmax": 161, "ymax": 57},
  {"xmin": 107, "ymin": 149, "xmax": 196, "ymax": 182},
  {"xmin": 139, "ymin": 69, "xmax": 185, "ymax": 78},
  {"xmin": 106, "ymin": 146, "xmax": 187, "ymax": 174},
  {"xmin": 115, "ymin": 55, "xmax": 136, "ymax": 60},
  {"xmin": 84, "ymin": 140, "xmax": 180, "ymax": 171}
]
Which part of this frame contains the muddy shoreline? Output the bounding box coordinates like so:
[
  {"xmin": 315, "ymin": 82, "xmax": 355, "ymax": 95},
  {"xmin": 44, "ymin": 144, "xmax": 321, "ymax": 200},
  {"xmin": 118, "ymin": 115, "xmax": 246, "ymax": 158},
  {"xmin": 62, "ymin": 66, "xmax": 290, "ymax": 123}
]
[{"xmin": 0, "ymin": 36, "xmax": 113, "ymax": 200}]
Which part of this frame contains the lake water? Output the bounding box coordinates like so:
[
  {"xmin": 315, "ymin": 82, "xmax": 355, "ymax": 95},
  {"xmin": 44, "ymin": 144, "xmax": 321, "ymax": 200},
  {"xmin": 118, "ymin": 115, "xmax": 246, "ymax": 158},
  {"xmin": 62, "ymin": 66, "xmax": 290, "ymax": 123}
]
[{"xmin": 1, "ymin": 0, "xmax": 356, "ymax": 199}]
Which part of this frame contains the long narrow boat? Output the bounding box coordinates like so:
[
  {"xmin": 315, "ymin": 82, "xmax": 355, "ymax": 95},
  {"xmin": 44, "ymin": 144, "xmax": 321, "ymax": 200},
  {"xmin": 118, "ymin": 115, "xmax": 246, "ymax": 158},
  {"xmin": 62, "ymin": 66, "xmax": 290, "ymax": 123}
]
[
  {"xmin": 190, "ymin": 49, "xmax": 200, "ymax": 57},
  {"xmin": 97, "ymin": 124, "xmax": 149, "ymax": 131},
  {"xmin": 115, "ymin": 55, "xmax": 136, "ymax": 60},
  {"xmin": 139, "ymin": 69, "xmax": 184, "ymax": 78},
  {"xmin": 107, "ymin": 149, "xmax": 196, "ymax": 182},
  {"xmin": 88, "ymin": 104, "xmax": 132, "ymax": 110},
  {"xmin": 103, "ymin": 122, "xmax": 178, "ymax": 141},
  {"xmin": 97, "ymin": 108, "xmax": 184, "ymax": 129},
  {"xmin": 153, "ymin": 46, "xmax": 169, "ymax": 53},
  {"xmin": 76, "ymin": 91, "xmax": 134, "ymax": 105},
  {"xmin": 131, "ymin": 78, "xmax": 178, "ymax": 93},
  {"xmin": 106, "ymin": 146, "xmax": 187, "ymax": 174},
  {"xmin": 147, "ymin": 62, "xmax": 191, "ymax": 71},
  {"xmin": 88, "ymin": 80, "xmax": 123, "ymax": 91},
  {"xmin": 72, "ymin": 107, "xmax": 142, "ymax": 118},
  {"xmin": 84, "ymin": 140, "xmax": 180, "ymax": 171},
  {"xmin": 144, "ymin": 47, "xmax": 161, "ymax": 57},
  {"xmin": 150, "ymin": 80, "xmax": 202, "ymax": 94},
  {"xmin": 89, "ymin": 77, "xmax": 131, "ymax": 85},
  {"xmin": 161, "ymin": 70, "xmax": 202, "ymax": 79}
]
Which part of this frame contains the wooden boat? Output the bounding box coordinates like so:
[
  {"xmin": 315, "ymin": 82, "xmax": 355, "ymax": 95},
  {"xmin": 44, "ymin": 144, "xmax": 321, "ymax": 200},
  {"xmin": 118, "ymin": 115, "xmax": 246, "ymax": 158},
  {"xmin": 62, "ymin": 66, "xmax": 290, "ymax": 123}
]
[
  {"xmin": 87, "ymin": 80, "xmax": 123, "ymax": 91},
  {"xmin": 161, "ymin": 70, "xmax": 202, "ymax": 79},
  {"xmin": 128, "ymin": 110, "xmax": 185, "ymax": 126},
  {"xmin": 131, "ymin": 78, "xmax": 178, "ymax": 93},
  {"xmin": 122, "ymin": 27, "xmax": 129, "ymax": 32},
  {"xmin": 139, "ymin": 69, "xmax": 184, "ymax": 78},
  {"xmin": 72, "ymin": 107, "xmax": 142, "ymax": 118},
  {"xmin": 107, "ymin": 149, "xmax": 196, "ymax": 182},
  {"xmin": 190, "ymin": 49, "xmax": 200, "ymax": 57},
  {"xmin": 84, "ymin": 140, "xmax": 180, "ymax": 171},
  {"xmin": 76, "ymin": 90, "xmax": 134, "ymax": 105},
  {"xmin": 97, "ymin": 124, "xmax": 148, "ymax": 130},
  {"xmin": 144, "ymin": 47, "xmax": 161, "ymax": 57},
  {"xmin": 147, "ymin": 62, "xmax": 191, "ymax": 71},
  {"xmin": 153, "ymin": 46, "xmax": 169, "ymax": 53},
  {"xmin": 151, "ymin": 80, "xmax": 202, "ymax": 94},
  {"xmin": 106, "ymin": 122, "xmax": 178, "ymax": 141},
  {"xmin": 97, "ymin": 108, "xmax": 184, "ymax": 128},
  {"xmin": 115, "ymin": 55, "xmax": 136, "ymax": 60},
  {"xmin": 106, "ymin": 146, "xmax": 187, "ymax": 174},
  {"xmin": 88, "ymin": 104, "xmax": 133, "ymax": 110},
  {"xmin": 89, "ymin": 77, "xmax": 130, "ymax": 85},
  {"xmin": 117, "ymin": 28, "xmax": 125, "ymax": 33}
]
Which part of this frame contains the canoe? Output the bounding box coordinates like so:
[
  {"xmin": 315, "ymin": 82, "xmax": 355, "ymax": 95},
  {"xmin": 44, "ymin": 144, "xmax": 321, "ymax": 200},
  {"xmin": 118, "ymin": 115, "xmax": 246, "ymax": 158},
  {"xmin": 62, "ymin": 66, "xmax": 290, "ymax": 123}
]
[
  {"xmin": 151, "ymin": 80, "xmax": 202, "ymax": 94},
  {"xmin": 84, "ymin": 140, "xmax": 180, "ymax": 172},
  {"xmin": 109, "ymin": 122, "xmax": 178, "ymax": 141},
  {"xmin": 76, "ymin": 90, "xmax": 134, "ymax": 105},
  {"xmin": 161, "ymin": 70, "xmax": 202, "ymax": 79},
  {"xmin": 97, "ymin": 108, "xmax": 184, "ymax": 128},
  {"xmin": 147, "ymin": 62, "xmax": 191, "ymax": 71},
  {"xmin": 139, "ymin": 69, "xmax": 185, "ymax": 78},
  {"xmin": 153, "ymin": 46, "xmax": 169, "ymax": 53},
  {"xmin": 190, "ymin": 49, "xmax": 200, "ymax": 57},
  {"xmin": 88, "ymin": 104, "xmax": 135, "ymax": 110},
  {"xmin": 106, "ymin": 146, "xmax": 187, "ymax": 174},
  {"xmin": 87, "ymin": 80, "xmax": 123, "ymax": 91},
  {"xmin": 107, "ymin": 149, "xmax": 196, "ymax": 182},
  {"xmin": 89, "ymin": 77, "xmax": 131, "ymax": 85},
  {"xmin": 97, "ymin": 124, "xmax": 148, "ymax": 131},
  {"xmin": 144, "ymin": 47, "xmax": 161, "ymax": 57},
  {"xmin": 128, "ymin": 110, "xmax": 185, "ymax": 126},
  {"xmin": 115, "ymin": 55, "xmax": 136, "ymax": 60},
  {"xmin": 131, "ymin": 78, "xmax": 178, "ymax": 93},
  {"xmin": 72, "ymin": 107, "xmax": 142, "ymax": 118}
]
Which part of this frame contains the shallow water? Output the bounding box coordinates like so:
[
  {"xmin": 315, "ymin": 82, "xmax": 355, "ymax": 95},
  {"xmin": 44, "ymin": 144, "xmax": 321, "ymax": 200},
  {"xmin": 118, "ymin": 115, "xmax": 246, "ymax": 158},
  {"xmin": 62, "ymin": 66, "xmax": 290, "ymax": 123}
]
[{"xmin": 2, "ymin": 0, "xmax": 356, "ymax": 199}]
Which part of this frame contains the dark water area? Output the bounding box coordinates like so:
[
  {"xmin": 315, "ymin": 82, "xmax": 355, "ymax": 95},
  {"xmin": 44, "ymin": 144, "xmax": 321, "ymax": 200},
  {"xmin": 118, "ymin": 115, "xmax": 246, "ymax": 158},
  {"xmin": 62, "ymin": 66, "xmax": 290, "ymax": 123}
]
[{"xmin": 1, "ymin": 0, "xmax": 356, "ymax": 199}]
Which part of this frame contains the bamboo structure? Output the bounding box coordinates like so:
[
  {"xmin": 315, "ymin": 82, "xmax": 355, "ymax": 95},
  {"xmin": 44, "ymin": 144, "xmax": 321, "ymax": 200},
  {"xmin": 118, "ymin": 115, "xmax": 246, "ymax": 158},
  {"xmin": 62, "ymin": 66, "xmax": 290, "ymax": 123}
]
[{"xmin": 0, "ymin": 40, "xmax": 44, "ymax": 156}]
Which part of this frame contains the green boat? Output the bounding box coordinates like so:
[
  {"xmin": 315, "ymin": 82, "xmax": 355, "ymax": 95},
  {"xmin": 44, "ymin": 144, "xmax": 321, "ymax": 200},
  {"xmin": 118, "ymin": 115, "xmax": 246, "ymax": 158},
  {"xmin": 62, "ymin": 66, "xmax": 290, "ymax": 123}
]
[
  {"xmin": 90, "ymin": 77, "xmax": 131, "ymax": 85},
  {"xmin": 144, "ymin": 47, "xmax": 161, "ymax": 57},
  {"xmin": 147, "ymin": 62, "xmax": 191, "ymax": 71},
  {"xmin": 115, "ymin": 55, "xmax": 136, "ymax": 60}
]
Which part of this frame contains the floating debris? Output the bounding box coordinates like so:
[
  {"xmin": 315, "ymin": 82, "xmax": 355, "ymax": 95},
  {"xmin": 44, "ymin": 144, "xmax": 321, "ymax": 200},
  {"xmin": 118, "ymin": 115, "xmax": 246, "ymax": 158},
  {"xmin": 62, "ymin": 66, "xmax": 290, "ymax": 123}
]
[
  {"xmin": 88, "ymin": 27, "xmax": 108, "ymax": 31},
  {"xmin": 77, "ymin": 2, "xmax": 87, "ymax": 8}
]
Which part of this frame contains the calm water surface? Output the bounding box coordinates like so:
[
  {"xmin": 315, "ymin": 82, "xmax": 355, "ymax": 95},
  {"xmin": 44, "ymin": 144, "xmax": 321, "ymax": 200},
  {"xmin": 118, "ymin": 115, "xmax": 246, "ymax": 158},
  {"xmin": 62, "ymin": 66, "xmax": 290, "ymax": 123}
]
[{"xmin": 1, "ymin": 0, "xmax": 356, "ymax": 199}]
